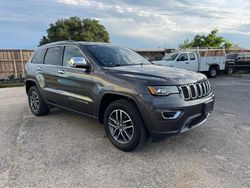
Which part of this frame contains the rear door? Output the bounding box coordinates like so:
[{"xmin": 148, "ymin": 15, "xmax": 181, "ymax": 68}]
[
  {"xmin": 188, "ymin": 52, "xmax": 198, "ymax": 71},
  {"xmin": 41, "ymin": 46, "xmax": 64, "ymax": 105},
  {"xmin": 56, "ymin": 45, "xmax": 95, "ymax": 116}
]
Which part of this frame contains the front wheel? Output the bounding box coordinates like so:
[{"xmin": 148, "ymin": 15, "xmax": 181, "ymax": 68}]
[
  {"xmin": 103, "ymin": 99, "xmax": 148, "ymax": 151},
  {"xmin": 208, "ymin": 67, "xmax": 218, "ymax": 78},
  {"xmin": 226, "ymin": 66, "xmax": 234, "ymax": 74}
]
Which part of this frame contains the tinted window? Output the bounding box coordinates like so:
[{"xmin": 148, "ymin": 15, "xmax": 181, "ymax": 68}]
[
  {"xmin": 177, "ymin": 53, "xmax": 188, "ymax": 61},
  {"xmin": 31, "ymin": 48, "xmax": 46, "ymax": 64},
  {"xmin": 44, "ymin": 47, "xmax": 63, "ymax": 66},
  {"xmin": 244, "ymin": 54, "xmax": 250, "ymax": 60},
  {"xmin": 85, "ymin": 45, "xmax": 151, "ymax": 67},
  {"xmin": 63, "ymin": 46, "xmax": 84, "ymax": 67},
  {"xmin": 163, "ymin": 53, "xmax": 178, "ymax": 61},
  {"xmin": 189, "ymin": 53, "xmax": 196, "ymax": 60}
]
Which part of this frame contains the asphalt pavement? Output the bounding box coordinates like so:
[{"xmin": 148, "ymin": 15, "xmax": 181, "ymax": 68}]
[{"xmin": 0, "ymin": 75, "xmax": 249, "ymax": 188}]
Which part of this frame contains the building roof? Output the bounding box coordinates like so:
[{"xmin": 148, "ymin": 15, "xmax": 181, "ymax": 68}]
[
  {"xmin": 228, "ymin": 45, "xmax": 248, "ymax": 51},
  {"xmin": 134, "ymin": 48, "xmax": 166, "ymax": 52}
]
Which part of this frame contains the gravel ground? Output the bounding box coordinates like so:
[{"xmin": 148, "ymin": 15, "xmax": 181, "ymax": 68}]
[{"xmin": 0, "ymin": 76, "xmax": 249, "ymax": 188}]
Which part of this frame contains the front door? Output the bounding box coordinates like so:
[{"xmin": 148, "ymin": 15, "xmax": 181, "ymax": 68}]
[
  {"xmin": 175, "ymin": 53, "xmax": 191, "ymax": 71},
  {"xmin": 56, "ymin": 45, "xmax": 96, "ymax": 116}
]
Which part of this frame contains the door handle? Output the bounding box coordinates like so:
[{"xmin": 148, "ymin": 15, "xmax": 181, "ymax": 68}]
[
  {"xmin": 186, "ymin": 62, "xmax": 189, "ymax": 64},
  {"xmin": 37, "ymin": 67, "xmax": 42, "ymax": 71},
  {"xmin": 58, "ymin": 70, "xmax": 65, "ymax": 74}
]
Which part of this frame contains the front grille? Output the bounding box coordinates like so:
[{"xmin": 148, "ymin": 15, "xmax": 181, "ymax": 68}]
[{"xmin": 179, "ymin": 80, "xmax": 211, "ymax": 101}]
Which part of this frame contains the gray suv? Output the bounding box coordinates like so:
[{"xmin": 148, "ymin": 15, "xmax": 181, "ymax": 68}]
[{"xmin": 25, "ymin": 41, "xmax": 214, "ymax": 151}]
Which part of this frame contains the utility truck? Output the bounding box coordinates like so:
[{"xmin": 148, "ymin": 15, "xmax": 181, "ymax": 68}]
[{"xmin": 152, "ymin": 49, "xmax": 226, "ymax": 77}]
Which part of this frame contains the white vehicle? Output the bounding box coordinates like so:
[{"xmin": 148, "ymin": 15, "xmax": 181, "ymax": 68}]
[{"xmin": 152, "ymin": 49, "xmax": 226, "ymax": 78}]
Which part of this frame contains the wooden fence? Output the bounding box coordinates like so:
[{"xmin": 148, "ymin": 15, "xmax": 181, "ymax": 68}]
[{"xmin": 0, "ymin": 49, "xmax": 33, "ymax": 78}]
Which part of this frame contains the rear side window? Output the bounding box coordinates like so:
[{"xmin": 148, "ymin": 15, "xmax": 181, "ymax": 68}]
[
  {"xmin": 44, "ymin": 47, "xmax": 63, "ymax": 66},
  {"xmin": 189, "ymin": 53, "xmax": 196, "ymax": 60},
  {"xmin": 31, "ymin": 48, "xmax": 46, "ymax": 64}
]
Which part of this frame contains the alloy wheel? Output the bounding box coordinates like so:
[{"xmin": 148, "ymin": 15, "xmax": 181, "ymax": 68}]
[
  {"xmin": 29, "ymin": 90, "xmax": 39, "ymax": 112},
  {"xmin": 108, "ymin": 109, "xmax": 134, "ymax": 144}
]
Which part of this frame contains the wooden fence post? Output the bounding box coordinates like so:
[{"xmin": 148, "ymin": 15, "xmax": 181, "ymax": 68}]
[
  {"xmin": 13, "ymin": 60, "xmax": 17, "ymax": 78},
  {"xmin": 20, "ymin": 50, "xmax": 25, "ymax": 77}
]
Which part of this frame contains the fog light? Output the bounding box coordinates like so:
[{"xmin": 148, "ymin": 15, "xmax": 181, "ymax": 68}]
[{"xmin": 162, "ymin": 110, "xmax": 181, "ymax": 120}]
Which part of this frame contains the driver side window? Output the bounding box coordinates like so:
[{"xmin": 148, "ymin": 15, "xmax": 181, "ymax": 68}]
[
  {"xmin": 177, "ymin": 53, "xmax": 188, "ymax": 61},
  {"xmin": 63, "ymin": 46, "xmax": 84, "ymax": 67}
]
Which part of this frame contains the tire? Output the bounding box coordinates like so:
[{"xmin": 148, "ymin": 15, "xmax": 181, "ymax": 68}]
[
  {"xmin": 208, "ymin": 66, "xmax": 218, "ymax": 78},
  {"xmin": 103, "ymin": 99, "xmax": 148, "ymax": 151},
  {"xmin": 226, "ymin": 67, "xmax": 234, "ymax": 74},
  {"xmin": 28, "ymin": 86, "xmax": 49, "ymax": 116}
]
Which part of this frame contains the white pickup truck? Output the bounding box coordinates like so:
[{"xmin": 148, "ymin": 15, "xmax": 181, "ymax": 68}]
[{"xmin": 152, "ymin": 49, "xmax": 226, "ymax": 77}]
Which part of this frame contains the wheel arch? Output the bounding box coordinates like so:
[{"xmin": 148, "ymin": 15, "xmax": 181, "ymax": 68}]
[
  {"xmin": 97, "ymin": 92, "xmax": 143, "ymax": 125},
  {"xmin": 209, "ymin": 64, "xmax": 220, "ymax": 71},
  {"xmin": 25, "ymin": 79, "xmax": 38, "ymax": 95}
]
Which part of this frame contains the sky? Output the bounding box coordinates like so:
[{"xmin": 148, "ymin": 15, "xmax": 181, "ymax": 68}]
[{"xmin": 1, "ymin": 0, "xmax": 250, "ymax": 49}]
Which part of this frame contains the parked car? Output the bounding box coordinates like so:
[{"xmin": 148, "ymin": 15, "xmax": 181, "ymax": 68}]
[
  {"xmin": 225, "ymin": 53, "xmax": 250, "ymax": 74},
  {"xmin": 0, "ymin": 76, "xmax": 9, "ymax": 81},
  {"xmin": 25, "ymin": 41, "xmax": 214, "ymax": 151},
  {"xmin": 152, "ymin": 49, "xmax": 226, "ymax": 78}
]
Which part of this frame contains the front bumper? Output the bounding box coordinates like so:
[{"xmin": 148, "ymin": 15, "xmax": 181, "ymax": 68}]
[{"xmin": 137, "ymin": 92, "xmax": 215, "ymax": 137}]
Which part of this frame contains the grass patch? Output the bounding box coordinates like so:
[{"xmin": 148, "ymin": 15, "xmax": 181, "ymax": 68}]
[{"xmin": 0, "ymin": 82, "xmax": 24, "ymax": 88}]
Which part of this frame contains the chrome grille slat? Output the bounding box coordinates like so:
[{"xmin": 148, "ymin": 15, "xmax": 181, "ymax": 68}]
[
  {"xmin": 179, "ymin": 81, "xmax": 212, "ymax": 101},
  {"xmin": 186, "ymin": 86, "xmax": 192, "ymax": 100},
  {"xmin": 202, "ymin": 82, "xmax": 207, "ymax": 96},
  {"xmin": 197, "ymin": 83, "xmax": 203, "ymax": 97},
  {"xmin": 205, "ymin": 82, "xmax": 209, "ymax": 93}
]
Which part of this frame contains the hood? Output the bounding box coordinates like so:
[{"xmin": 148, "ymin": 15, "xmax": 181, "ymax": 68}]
[
  {"xmin": 152, "ymin": 60, "xmax": 174, "ymax": 65},
  {"xmin": 106, "ymin": 64, "xmax": 206, "ymax": 85}
]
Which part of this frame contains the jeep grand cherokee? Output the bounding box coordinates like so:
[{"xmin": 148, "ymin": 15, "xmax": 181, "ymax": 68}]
[{"xmin": 25, "ymin": 41, "xmax": 214, "ymax": 151}]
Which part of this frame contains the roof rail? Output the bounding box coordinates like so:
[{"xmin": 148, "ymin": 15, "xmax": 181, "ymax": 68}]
[{"xmin": 179, "ymin": 47, "xmax": 225, "ymax": 51}]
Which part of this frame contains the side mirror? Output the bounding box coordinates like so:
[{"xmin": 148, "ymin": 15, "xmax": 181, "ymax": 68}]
[
  {"xmin": 69, "ymin": 57, "xmax": 90, "ymax": 70},
  {"xmin": 235, "ymin": 56, "xmax": 240, "ymax": 61}
]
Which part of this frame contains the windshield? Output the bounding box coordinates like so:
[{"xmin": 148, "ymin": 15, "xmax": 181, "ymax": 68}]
[
  {"xmin": 85, "ymin": 45, "xmax": 151, "ymax": 67},
  {"xmin": 226, "ymin": 54, "xmax": 238, "ymax": 60},
  {"xmin": 163, "ymin": 53, "xmax": 178, "ymax": 61}
]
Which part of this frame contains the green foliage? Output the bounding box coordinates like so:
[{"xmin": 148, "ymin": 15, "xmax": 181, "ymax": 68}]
[
  {"xmin": 39, "ymin": 17, "xmax": 110, "ymax": 46},
  {"xmin": 179, "ymin": 29, "xmax": 232, "ymax": 49},
  {"xmin": 8, "ymin": 74, "xmax": 15, "ymax": 80}
]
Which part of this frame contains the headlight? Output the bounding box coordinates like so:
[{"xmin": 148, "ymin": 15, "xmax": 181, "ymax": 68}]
[{"xmin": 147, "ymin": 86, "xmax": 179, "ymax": 96}]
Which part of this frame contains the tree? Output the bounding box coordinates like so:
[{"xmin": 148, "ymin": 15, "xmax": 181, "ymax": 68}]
[
  {"xmin": 179, "ymin": 29, "xmax": 232, "ymax": 49},
  {"xmin": 39, "ymin": 17, "xmax": 110, "ymax": 46}
]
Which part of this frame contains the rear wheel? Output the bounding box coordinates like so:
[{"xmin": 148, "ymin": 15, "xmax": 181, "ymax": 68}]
[
  {"xmin": 28, "ymin": 86, "xmax": 49, "ymax": 116},
  {"xmin": 208, "ymin": 66, "xmax": 218, "ymax": 78},
  {"xmin": 103, "ymin": 99, "xmax": 148, "ymax": 151}
]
